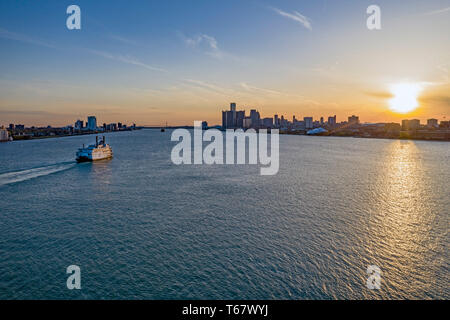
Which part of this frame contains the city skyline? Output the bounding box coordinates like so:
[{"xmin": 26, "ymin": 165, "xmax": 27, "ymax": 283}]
[
  {"xmin": 3, "ymin": 106, "xmax": 448, "ymax": 130},
  {"xmin": 1, "ymin": 0, "xmax": 449, "ymax": 126}
]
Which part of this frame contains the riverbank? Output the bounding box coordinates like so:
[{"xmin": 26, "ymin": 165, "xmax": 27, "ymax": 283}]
[{"xmin": 9, "ymin": 127, "xmax": 143, "ymax": 142}]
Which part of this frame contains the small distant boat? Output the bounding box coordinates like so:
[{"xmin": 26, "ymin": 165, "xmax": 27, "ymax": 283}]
[
  {"xmin": 76, "ymin": 136, "xmax": 113, "ymax": 163},
  {"xmin": 161, "ymin": 122, "xmax": 167, "ymax": 132}
]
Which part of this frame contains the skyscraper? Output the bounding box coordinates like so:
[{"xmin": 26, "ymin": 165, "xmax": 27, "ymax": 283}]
[
  {"xmin": 328, "ymin": 115, "xmax": 337, "ymax": 126},
  {"xmin": 250, "ymin": 109, "xmax": 260, "ymax": 128},
  {"xmin": 230, "ymin": 103, "xmax": 236, "ymax": 128},
  {"xmin": 304, "ymin": 117, "xmax": 313, "ymax": 129},
  {"xmin": 222, "ymin": 111, "xmax": 227, "ymax": 129},
  {"xmin": 222, "ymin": 103, "xmax": 240, "ymax": 129},
  {"xmin": 236, "ymin": 111, "xmax": 245, "ymax": 128},
  {"xmin": 243, "ymin": 117, "xmax": 252, "ymax": 129},
  {"xmin": 87, "ymin": 116, "xmax": 97, "ymax": 131},
  {"xmin": 262, "ymin": 117, "xmax": 273, "ymax": 128}
]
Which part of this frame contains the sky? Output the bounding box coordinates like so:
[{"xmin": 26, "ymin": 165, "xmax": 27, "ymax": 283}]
[{"xmin": 0, "ymin": 0, "xmax": 449, "ymax": 126}]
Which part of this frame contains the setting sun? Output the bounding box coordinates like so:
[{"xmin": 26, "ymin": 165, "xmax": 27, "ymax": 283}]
[{"xmin": 389, "ymin": 83, "xmax": 423, "ymax": 113}]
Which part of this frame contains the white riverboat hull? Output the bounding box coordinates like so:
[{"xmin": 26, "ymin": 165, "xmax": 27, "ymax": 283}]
[{"xmin": 76, "ymin": 136, "xmax": 113, "ymax": 163}]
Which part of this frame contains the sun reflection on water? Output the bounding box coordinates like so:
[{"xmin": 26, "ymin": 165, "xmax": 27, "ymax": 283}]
[{"xmin": 366, "ymin": 140, "xmax": 438, "ymax": 299}]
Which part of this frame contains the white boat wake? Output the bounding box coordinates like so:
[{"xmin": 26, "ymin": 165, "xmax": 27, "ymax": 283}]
[{"xmin": 0, "ymin": 162, "xmax": 77, "ymax": 186}]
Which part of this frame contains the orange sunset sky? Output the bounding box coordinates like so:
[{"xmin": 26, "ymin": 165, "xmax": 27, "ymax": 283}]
[{"xmin": 0, "ymin": 1, "xmax": 449, "ymax": 127}]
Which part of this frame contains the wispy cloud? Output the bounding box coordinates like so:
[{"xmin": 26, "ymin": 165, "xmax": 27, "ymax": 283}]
[
  {"xmin": 364, "ymin": 90, "xmax": 394, "ymax": 99},
  {"xmin": 88, "ymin": 49, "xmax": 167, "ymax": 73},
  {"xmin": 420, "ymin": 94, "xmax": 450, "ymax": 105},
  {"xmin": 180, "ymin": 33, "xmax": 225, "ymax": 59},
  {"xmin": 424, "ymin": 6, "xmax": 450, "ymax": 15},
  {"xmin": 182, "ymin": 79, "xmax": 233, "ymax": 96},
  {"xmin": 108, "ymin": 34, "xmax": 139, "ymax": 46},
  {"xmin": 239, "ymin": 82, "xmax": 285, "ymax": 96},
  {"xmin": 239, "ymin": 82, "xmax": 309, "ymax": 101},
  {"xmin": 0, "ymin": 27, "xmax": 56, "ymax": 48},
  {"xmin": 271, "ymin": 7, "xmax": 312, "ymax": 30},
  {"xmin": 184, "ymin": 34, "xmax": 218, "ymax": 50}
]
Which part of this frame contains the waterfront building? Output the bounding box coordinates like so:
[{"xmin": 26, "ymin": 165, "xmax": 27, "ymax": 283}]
[
  {"xmin": 274, "ymin": 115, "xmax": 279, "ymax": 128},
  {"xmin": 262, "ymin": 117, "xmax": 273, "ymax": 128},
  {"xmin": 236, "ymin": 111, "xmax": 245, "ymax": 128},
  {"xmin": 427, "ymin": 119, "xmax": 438, "ymax": 128},
  {"xmin": 75, "ymin": 119, "xmax": 84, "ymax": 130},
  {"xmin": 440, "ymin": 121, "xmax": 450, "ymax": 128},
  {"xmin": 230, "ymin": 103, "xmax": 236, "ymax": 127},
  {"xmin": 222, "ymin": 103, "xmax": 245, "ymax": 129},
  {"xmin": 293, "ymin": 121, "xmax": 305, "ymax": 130},
  {"xmin": 226, "ymin": 110, "xmax": 234, "ymax": 128},
  {"xmin": 280, "ymin": 115, "xmax": 288, "ymax": 128},
  {"xmin": 328, "ymin": 115, "xmax": 337, "ymax": 126},
  {"xmin": 304, "ymin": 117, "xmax": 313, "ymax": 129},
  {"xmin": 222, "ymin": 111, "xmax": 228, "ymax": 129},
  {"xmin": 222, "ymin": 110, "xmax": 234, "ymax": 129},
  {"xmin": 402, "ymin": 119, "xmax": 420, "ymax": 131},
  {"xmin": 250, "ymin": 109, "xmax": 260, "ymax": 128},
  {"xmin": 243, "ymin": 117, "xmax": 252, "ymax": 129},
  {"xmin": 348, "ymin": 115, "xmax": 360, "ymax": 125},
  {"xmin": 0, "ymin": 126, "xmax": 9, "ymax": 142},
  {"xmin": 87, "ymin": 116, "xmax": 97, "ymax": 131},
  {"xmin": 106, "ymin": 123, "xmax": 117, "ymax": 131}
]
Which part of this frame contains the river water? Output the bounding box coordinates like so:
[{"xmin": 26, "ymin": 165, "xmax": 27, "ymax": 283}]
[{"xmin": 0, "ymin": 130, "xmax": 448, "ymax": 299}]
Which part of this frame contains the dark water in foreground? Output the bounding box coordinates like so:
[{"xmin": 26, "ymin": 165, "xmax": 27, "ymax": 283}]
[{"xmin": 0, "ymin": 130, "xmax": 448, "ymax": 299}]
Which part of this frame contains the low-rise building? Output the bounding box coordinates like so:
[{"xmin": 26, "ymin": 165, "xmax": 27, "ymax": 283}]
[
  {"xmin": 0, "ymin": 127, "xmax": 10, "ymax": 142},
  {"xmin": 427, "ymin": 119, "xmax": 438, "ymax": 128}
]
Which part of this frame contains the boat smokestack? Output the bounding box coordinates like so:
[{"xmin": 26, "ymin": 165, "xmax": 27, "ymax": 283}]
[{"xmin": 96, "ymin": 136, "xmax": 98, "ymax": 146}]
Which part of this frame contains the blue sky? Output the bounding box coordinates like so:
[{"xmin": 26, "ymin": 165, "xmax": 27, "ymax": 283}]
[{"xmin": 1, "ymin": 0, "xmax": 449, "ymax": 126}]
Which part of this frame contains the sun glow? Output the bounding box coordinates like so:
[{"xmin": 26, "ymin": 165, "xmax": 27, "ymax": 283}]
[{"xmin": 389, "ymin": 83, "xmax": 423, "ymax": 113}]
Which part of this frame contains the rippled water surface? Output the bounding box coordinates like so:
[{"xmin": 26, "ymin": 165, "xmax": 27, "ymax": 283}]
[{"xmin": 0, "ymin": 130, "xmax": 448, "ymax": 299}]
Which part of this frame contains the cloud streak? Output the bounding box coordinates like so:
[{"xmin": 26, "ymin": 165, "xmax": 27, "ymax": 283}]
[
  {"xmin": 0, "ymin": 27, "xmax": 56, "ymax": 48},
  {"xmin": 180, "ymin": 33, "xmax": 226, "ymax": 59},
  {"xmin": 239, "ymin": 82, "xmax": 286, "ymax": 96},
  {"xmin": 88, "ymin": 49, "xmax": 167, "ymax": 73},
  {"xmin": 271, "ymin": 7, "xmax": 312, "ymax": 30},
  {"xmin": 182, "ymin": 79, "xmax": 233, "ymax": 96},
  {"xmin": 108, "ymin": 34, "xmax": 139, "ymax": 46},
  {"xmin": 424, "ymin": 6, "xmax": 450, "ymax": 15}
]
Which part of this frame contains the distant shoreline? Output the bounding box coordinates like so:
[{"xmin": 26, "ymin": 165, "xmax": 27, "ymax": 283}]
[
  {"xmin": 4, "ymin": 126, "xmax": 449, "ymax": 143},
  {"xmin": 8, "ymin": 128, "xmax": 142, "ymax": 142}
]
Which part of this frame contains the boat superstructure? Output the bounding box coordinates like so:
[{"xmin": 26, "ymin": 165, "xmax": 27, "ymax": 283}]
[{"xmin": 76, "ymin": 136, "xmax": 113, "ymax": 162}]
